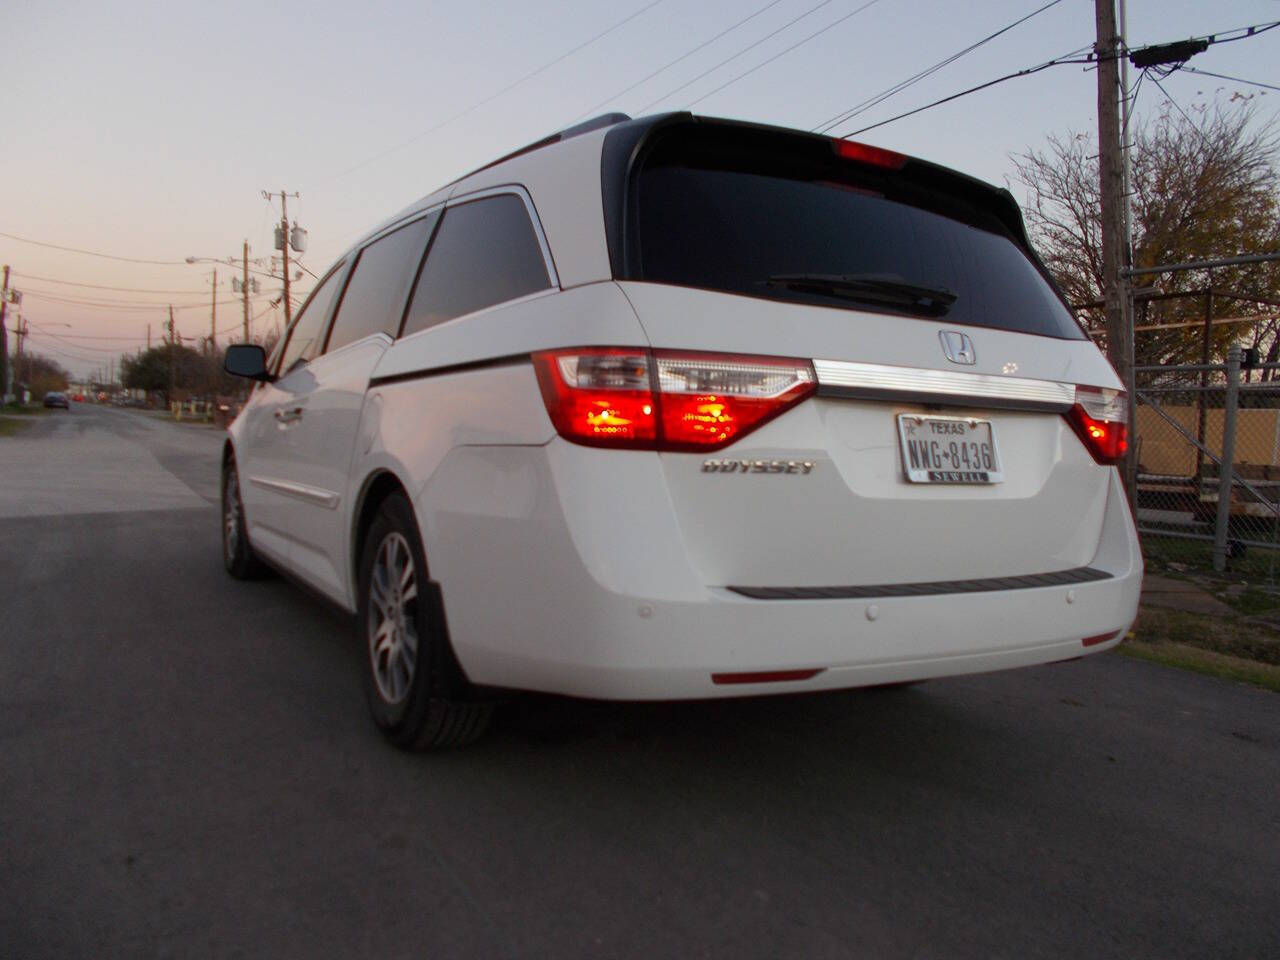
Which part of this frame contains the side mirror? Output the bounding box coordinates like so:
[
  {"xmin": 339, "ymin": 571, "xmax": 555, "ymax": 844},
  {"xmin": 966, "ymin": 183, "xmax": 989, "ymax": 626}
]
[{"xmin": 224, "ymin": 344, "xmax": 274, "ymax": 382}]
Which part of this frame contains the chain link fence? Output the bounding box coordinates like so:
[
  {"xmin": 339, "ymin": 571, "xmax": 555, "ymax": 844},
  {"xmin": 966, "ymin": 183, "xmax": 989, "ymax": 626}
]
[{"xmin": 1135, "ymin": 347, "xmax": 1280, "ymax": 580}]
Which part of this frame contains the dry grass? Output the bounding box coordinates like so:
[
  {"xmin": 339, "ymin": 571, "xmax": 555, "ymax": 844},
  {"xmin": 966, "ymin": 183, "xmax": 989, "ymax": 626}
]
[
  {"xmin": 1116, "ymin": 639, "xmax": 1280, "ymax": 693},
  {"xmin": 0, "ymin": 417, "xmax": 34, "ymax": 438},
  {"xmin": 1134, "ymin": 607, "xmax": 1280, "ymax": 665},
  {"xmin": 1122, "ymin": 606, "xmax": 1280, "ymax": 692}
]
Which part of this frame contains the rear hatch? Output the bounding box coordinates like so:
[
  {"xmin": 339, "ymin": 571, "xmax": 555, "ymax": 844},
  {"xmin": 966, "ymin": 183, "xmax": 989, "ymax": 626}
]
[{"xmin": 602, "ymin": 117, "xmax": 1125, "ymax": 589}]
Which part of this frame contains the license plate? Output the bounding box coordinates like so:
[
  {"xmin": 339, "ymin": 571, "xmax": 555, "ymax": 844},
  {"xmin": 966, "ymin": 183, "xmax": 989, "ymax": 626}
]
[{"xmin": 897, "ymin": 414, "xmax": 1003, "ymax": 484}]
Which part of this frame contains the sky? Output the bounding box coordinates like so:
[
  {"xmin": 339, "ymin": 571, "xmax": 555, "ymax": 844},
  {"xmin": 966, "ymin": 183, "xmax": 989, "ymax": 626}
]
[{"xmin": 3, "ymin": 0, "xmax": 1278, "ymax": 380}]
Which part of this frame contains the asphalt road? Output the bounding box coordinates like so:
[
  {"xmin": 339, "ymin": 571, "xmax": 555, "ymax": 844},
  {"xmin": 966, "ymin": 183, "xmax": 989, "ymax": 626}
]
[{"xmin": 2, "ymin": 404, "xmax": 1278, "ymax": 959}]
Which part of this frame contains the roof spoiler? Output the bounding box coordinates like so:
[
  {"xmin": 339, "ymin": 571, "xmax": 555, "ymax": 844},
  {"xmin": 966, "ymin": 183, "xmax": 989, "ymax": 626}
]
[{"xmin": 465, "ymin": 113, "xmax": 632, "ymax": 180}]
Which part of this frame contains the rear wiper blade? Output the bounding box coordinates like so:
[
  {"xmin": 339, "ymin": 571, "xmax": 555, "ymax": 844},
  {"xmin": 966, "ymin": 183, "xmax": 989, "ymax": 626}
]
[{"xmin": 764, "ymin": 273, "xmax": 957, "ymax": 316}]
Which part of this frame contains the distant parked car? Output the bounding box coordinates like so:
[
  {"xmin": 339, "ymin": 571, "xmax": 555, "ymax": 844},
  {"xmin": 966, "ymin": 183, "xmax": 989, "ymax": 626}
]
[
  {"xmin": 72, "ymin": 393, "xmax": 84, "ymax": 403},
  {"xmin": 43, "ymin": 391, "xmax": 70, "ymax": 409}
]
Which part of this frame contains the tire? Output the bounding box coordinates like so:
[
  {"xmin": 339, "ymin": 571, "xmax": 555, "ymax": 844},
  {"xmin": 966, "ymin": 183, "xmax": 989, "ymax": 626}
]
[
  {"xmin": 358, "ymin": 493, "xmax": 492, "ymax": 750},
  {"xmin": 222, "ymin": 457, "xmax": 266, "ymax": 579}
]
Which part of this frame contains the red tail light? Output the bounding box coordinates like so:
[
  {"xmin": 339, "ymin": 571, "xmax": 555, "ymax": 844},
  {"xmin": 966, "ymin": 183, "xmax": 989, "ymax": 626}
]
[
  {"xmin": 532, "ymin": 348, "xmax": 816, "ymax": 451},
  {"xmin": 1067, "ymin": 386, "xmax": 1128, "ymax": 465}
]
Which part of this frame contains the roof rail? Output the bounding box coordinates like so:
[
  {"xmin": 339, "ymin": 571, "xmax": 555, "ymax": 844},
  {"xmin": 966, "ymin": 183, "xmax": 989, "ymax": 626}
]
[{"xmin": 459, "ymin": 113, "xmax": 632, "ymax": 182}]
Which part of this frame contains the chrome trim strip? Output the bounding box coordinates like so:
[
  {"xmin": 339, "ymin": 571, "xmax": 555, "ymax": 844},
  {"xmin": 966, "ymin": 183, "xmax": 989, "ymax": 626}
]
[
  {"xmin": 813, "ymin": 358, "xmax": 1077, "ymax": 412},
  {"xmin": 248, "ymin": 476, "xmax": 340, "ymax": 510}
]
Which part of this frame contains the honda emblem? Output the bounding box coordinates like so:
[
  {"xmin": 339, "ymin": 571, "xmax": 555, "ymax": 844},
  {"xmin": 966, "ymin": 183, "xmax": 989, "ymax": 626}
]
[{"xmin": 939, "ymin": 330, "xmax": 976, "ymax": 365}]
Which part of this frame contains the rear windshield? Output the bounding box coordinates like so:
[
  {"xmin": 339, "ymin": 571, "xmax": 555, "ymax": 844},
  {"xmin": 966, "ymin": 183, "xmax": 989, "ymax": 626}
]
[{"xmin": 627, "ymin": 127, "xmax": 1084, "ymax": 341}]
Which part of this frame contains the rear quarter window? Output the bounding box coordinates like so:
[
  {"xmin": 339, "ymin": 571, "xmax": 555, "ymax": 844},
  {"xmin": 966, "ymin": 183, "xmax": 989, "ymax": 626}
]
[{"xmin": 401, "ymin": 193, "xmax": 552, "ymax": 337}]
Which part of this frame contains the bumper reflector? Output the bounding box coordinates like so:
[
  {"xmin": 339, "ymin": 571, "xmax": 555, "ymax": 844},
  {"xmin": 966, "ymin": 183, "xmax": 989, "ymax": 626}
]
[
  {"xmin": 711, "ymin": 669, "xmax": 825, "ymax": 685},
  {"xmin": 1082, "ymin": 630, "xmax": 1124, "ymax": 648}
]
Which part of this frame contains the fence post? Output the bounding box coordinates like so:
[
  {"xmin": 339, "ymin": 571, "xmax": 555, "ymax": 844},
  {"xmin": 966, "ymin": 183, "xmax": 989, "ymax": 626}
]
[{"xmin": 1213, "ymin": 345, "xmax": 1242, "ymax": 572}]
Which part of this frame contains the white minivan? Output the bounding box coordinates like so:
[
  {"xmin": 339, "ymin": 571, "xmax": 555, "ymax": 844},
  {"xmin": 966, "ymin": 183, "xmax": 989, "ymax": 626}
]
[{"xmin": 222, "ymin": 113, "xmax": 1142, "ymax": 749}]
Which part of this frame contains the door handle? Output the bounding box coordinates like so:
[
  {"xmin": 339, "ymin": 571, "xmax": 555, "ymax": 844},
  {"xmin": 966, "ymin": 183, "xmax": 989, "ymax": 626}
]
[{"xmin": 274, "ymin": 406, "xmax": 304, "ymax": 424}]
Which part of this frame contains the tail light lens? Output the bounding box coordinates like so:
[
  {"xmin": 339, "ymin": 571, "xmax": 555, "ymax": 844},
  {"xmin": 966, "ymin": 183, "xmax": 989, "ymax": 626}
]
[
  {"xmin": 533, "ymin": 348, "xmax": 815, "ymax": 451},
  {"xmin": 1067, "ymin": 386, "xmax": 1128, "ymax": 465}
]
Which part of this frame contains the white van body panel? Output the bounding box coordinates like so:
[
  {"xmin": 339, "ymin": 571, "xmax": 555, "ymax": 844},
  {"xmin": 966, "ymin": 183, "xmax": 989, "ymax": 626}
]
[{"xmin": 226, "ymin": 113, "xmax": 1142, "ymax": 711}]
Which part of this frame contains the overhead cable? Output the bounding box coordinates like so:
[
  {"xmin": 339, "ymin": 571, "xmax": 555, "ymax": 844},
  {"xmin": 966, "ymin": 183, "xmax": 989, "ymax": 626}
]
[
  {"xmin": 812, "ymin": 0, "xmax": 1064, "ymax": 134},
  {"xmin": 833, "ymin": 19, "xmax": 1279, "ymax": 139},
  {"xmin": 22, "ymin": 327, "xmax": 141, "ymax": 356},
  {"xmin": 322, "ymin": 0, "xmax": 666, "ymax": 185},
  {"xmin": 13, "ymin": 274, "xmax": 209, "ymax": 295},
  {"xmin": 686, "ymin": 0, "xmax": 888, "ymax": 110},
  {"xmin": 19, "ymin": 290, "xmax": 272, "ymax": 311},
  {"xmin": 15, "ymin": 332, "xmax": 150, "ymax": 341},
  {"xmin": 1146, "ymin": 73, "xmax": 1210, "ymax": 144},
  {"xmin": 636, "ymin": 0, "xmax": 839, "ymax": 114},
  {"xmin": 569, "ymin": 0, "xmax": 788, "ymax": 123},
  {"xmin": 1178, "ymin": 65, "xmax": 1280, "ymax": 94},
  {"xmin": 0, "ymin": 231, "xmax": 188, "ymax": 265},
  {"xmin": 836, "ymin": 45, "xmax": 1094, "ymax": 138}
]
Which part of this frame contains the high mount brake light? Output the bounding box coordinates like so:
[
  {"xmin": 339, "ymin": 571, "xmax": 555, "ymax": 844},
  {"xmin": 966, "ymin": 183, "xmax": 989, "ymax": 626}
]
[
  {"xmin": 532, "ymin": 349, "xmax": 816, "ymax": 451},
  {"xmin": 831, "ymin": 139, "xmax": 908, "ymax": 170},
  {"xmin": 1067, "ymin": 386, "xmax": 1128, "ymax": 465}
]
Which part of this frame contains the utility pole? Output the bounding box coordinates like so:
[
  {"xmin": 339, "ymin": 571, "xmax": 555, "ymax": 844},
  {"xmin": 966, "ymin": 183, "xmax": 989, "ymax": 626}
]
[
  {"xmin": 242, "ymin": 239, "xmax": 251, "ymax": 342},
  {"xmin": 1095, "ymin": 0, "xmax": 1135, "ymax": 497},
  {"xmin": 0, "ymin": 265, "xmax": 9, "ymax": 398},
  {"xmin": 13, "ymin": 316, "xmax": 28, "ymax": 394},
  {"xmin": 263, "ymin": 190, "xmax": 301, "ymax": 326},
  {"xmin": 168, "ymin": 305, "xmax": 176, "ymax": 408},
  {"xmin": 147, "ymin": 322, "xmax": 151, "ymax": 350},
  {"xmin": 210, "ymin": 267, "xmax": 217, "ymax": 350}
]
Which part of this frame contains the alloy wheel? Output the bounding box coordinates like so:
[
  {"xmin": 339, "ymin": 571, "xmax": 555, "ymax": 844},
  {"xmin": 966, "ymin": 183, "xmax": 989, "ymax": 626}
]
[
  {"xmin": 224, "ymin": 467, "xmax": 241, "ymax": 562},
  {"xmin": 367, "ymin": 531, "xmax": 420, "ymax": 704}
]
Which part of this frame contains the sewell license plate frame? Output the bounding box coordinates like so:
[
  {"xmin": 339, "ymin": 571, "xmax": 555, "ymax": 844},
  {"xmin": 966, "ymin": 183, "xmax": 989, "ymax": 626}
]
[{"xmin": 897, "ymin": 414, "xmax": 1004, "ymax": 484}]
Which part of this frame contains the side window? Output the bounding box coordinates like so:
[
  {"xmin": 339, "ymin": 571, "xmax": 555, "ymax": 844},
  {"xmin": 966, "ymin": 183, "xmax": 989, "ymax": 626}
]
[
  {"xmin": 276, "ymin": 263, "xmax": 346, "ymax": 375},
  {"xmin": 324, "ymin": 213, "xmax": 438, "ymax": 354},
  {"xmin": 402, "ymin": 194, "xmax": 552, "ymax": 337}
]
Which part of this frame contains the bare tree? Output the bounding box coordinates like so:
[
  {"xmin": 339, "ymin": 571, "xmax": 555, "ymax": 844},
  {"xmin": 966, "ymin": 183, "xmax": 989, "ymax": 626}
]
[{"xmin": 1012, "ymin": 96, "xmax": 1280, "ymax": 369}]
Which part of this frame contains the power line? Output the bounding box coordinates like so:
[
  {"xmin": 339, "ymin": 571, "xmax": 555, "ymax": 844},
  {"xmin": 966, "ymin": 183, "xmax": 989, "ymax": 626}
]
[
  {"xmin": 568, "ymin": 0, "xmax": 788, "ymax": 123},
  {"xmin": 687, "ymin": 0, "xmax": 888, "ymax": 110},
  {"xmin": 1177, "ymin": 20, "xmax": 1280, "ymax": 50},
  {"xmin": 0, "ymin": 231, "xmax": 188, "ymax": 265},
  {"xmin": 12, "ymin": 274, "xmax": 209, "ymax": 294},
  {"xmin": 19, "ymin": 286, "xmax": 227, "ymax": 307},
  {"xmin": 832, "ymin": 18, "xmax": 1280, "ymax": 140},
  {"xmin": 19, "ymin": 289, "xmax": 272, "ymax": 311},
  {"xmin": 24, "ymin": 333, "xmax": 133, "ymax": 356},
  {"xmin": 19, "ymin": 291, "xmax": 215, "ymax": 310},
  {"xmin": 1178, "ymin": 65, "xmax": 1280, "ymax": 94},
  {"xmin": 837, "ymin": 45, "xmax": 1094, "ymax": 138},
  {"xmin": 19, "ymin": 340, "xmax": 118, "ymax": 365},
  {"xmin": 1147, "ymin": 72, "xmax": 1206, "ymax": 140},
  {"xmin": 636, "ymin": 0, "xmax": 839, "ymax": 115},
  {"xmin": 8, "ymin": 331, "xmax": 148, "ymax": 341},
  {"xmin": 322, "ymin": 0, "xmax": 666, "ymax": 186},
  {"xmin": 812, "ymin": 0, "xmax": 1064, "ymax": 134}
]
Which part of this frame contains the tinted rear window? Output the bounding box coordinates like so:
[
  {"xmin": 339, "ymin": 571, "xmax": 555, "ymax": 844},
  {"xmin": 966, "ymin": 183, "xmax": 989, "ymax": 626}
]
[{"xmin": 628, "ymin": 130, "xmax": 1084, "ymax": 340}]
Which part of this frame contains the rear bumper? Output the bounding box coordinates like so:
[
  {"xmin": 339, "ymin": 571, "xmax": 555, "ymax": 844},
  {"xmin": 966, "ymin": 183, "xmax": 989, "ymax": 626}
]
[{"xmin": 424, "ymin": 446, "xmax": 1142, "ymax": 700}]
